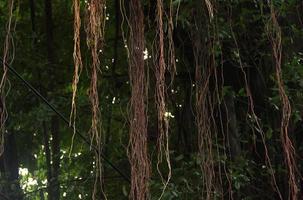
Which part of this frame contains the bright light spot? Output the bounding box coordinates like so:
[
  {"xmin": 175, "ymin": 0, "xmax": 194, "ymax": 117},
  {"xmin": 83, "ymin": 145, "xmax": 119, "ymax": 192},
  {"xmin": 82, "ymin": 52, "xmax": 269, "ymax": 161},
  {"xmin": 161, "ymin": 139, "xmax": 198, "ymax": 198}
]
[
  {"xmin": 178, "ymin": 104, "xmax": 182, "ymax": 108},
  {"xmin": 42, "ymin": 179, "xmax": 47, "ymax": 185},
  {"xmin": 27, "ymin": 177, "xmax": 38, "ymax": 186},
  {"xmin": 78, "ymin": 194, "xmax": 82, "ymax": 199},
  {"xmin": 143, "ymin": 48, "xmax": 148, "ymax": 60},
  {"xmin": 164, "ymin": 111, "xmax": 175, "ymax": 119},
  {"xmin": 106, "ymin": 16, "xmax": 109, "ymax": 20},
  {"xmin": 19, "ymin": 168, "xmax": 29, "ymax": 176},
  {"xmin": 112, "ymin": 97, "xmax": 116, "ymax": 104},
  {"xmin": 74, "ymin": 152, "xmax": 81, "ymax": 158},
  {"xmin": 105, "ymin": 65, "xmax": 109, "ymax": 69},
  {"xmin": 112, "ymin": 58, "xmax": 115, "ymax": 63},
  {"xmin": 171, "ymin": 89, "xmax": 178, "ymax": 94},
  {"xmin": 20, "ymin": 167, "xmax": 40, "ymax": 191},
  {"xmin": 63, "ymin": 192, "xmax": 67, "ymax": 197},
  {"xmin": 34, "ymin": 154, "xmax": 37, "ymax": 158},
  {"xmin": 176, "ymin": 59, "xmax": 179, "ymax": 63}
]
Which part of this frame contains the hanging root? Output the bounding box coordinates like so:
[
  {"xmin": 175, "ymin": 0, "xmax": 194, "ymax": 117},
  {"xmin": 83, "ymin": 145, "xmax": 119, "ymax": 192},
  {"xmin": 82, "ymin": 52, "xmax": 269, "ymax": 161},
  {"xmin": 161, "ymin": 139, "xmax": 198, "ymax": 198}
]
[
  {"xmin": 193, "ymin": 1, "xmax": 221, "ymax": 198},
  {"xmin": 85, "ymin": 0, "xmax": 105, "ymax": 141},
  {"xmin": 69, "ymin": 0, "xmax": 83, "ymax": 155},
  {"xmin": 193, "ymin": 13, "xmax": 212, "ymax": 200},
  {"xmin": 128, "ymin": 0, "xmax": 150, "ymax": 199},
  {"xmin": 155, "ymin": 0, "xmax": 171, "ymax": 198},
  {"xmin": 268, "ymin": 4, "xmax": 298, "ymax": 199},
  {"xmin": 228, "ymin": 8, "xmax": 283, "ymax": 197},
  {"xmin": 1, "ymin": 0, "xmax": 15, "ymax": 156},
  {"xmin": 194, "ymin": 37, "xmax": 219, "ymax": 199},
  {"xmin": 195, "ymin": 60, "xmax": 215, "ymax": 200},
  {"xmin": 167, "ymin": 0, "xmax": 176, "ymax": 81},
  {"xmin": 85, "ymin": 0, "xmax": 106, "ymax": 198}
]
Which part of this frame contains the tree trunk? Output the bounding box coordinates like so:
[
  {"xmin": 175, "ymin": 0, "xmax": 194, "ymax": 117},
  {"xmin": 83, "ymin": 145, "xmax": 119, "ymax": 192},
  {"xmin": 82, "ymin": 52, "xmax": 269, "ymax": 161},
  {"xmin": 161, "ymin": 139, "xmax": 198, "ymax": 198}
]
[
  {"xmin": 42, "ymin": 122, "xmax": 53, "ymax": 200},
  {"xmin": 29, "ymin": 0, "xmax": 37, "ymax": 45},
  {"xmin": 44, "ymin": 0, "xmax": 60, "ymax": 199},
  {"xmin": 0, "ymin": 132, "xmax": 23, "ymax": 200},
  {"xmin": 50, "ymin": 116, "xmax": 60, "ymax": 200},
  {"xmin": 224, "ymin": 93, "xmax": 241, "ymax": 159}
]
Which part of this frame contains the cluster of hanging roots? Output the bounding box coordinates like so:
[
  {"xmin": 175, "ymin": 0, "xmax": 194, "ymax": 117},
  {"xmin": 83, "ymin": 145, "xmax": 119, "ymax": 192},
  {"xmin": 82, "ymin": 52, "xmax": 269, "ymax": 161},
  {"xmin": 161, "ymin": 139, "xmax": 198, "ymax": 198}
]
[
  {"xmin": 194, "ymin": 42, "xmax": 217, "ymax": 199},
  {"xmin": 228, "ymin": 9, "xmax": 283, "ymax": 199},
  {"xmin": 71, "ymin": 0, "xmax": 106, "ymax": 198},
  {"xmin": 193, "ymin": 1, "xmax": 223, "ymax": 198},
  {"xmin": 1, "ymin": 0, "xmax": 15, "ymax": 156},
  {"xmin": 65, "ymin": 0, "xmax": 299, "ymax": 199},
  {"xmin": 0, "ymin": 0, "xmax": 299, "ymax": 199},
  {"xmin": 86, "ymin": 0, "xmax": 106, "ymax": 198},
  {"xmin": 154, "ymin": 0, "xmax": 173, "ymax": 198},
  {"xmin": 192, "ymin": 1, "xmax": 299, "ymax": 199},
  {"xmin": 268, "ymin": 3, "xmax": 299, "ymax": 199},
  {"xmin": 127, "ymin": 0, "xmax": 150, "ymax": 199}
]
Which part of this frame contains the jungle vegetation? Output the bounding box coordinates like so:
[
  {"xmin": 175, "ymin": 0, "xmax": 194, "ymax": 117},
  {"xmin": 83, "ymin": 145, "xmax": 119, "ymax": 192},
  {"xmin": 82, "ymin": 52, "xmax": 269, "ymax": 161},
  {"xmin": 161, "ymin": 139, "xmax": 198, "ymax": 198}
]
[{"xmin": 0, "ymin": 0, "xmax": 303, "ymax": 199}]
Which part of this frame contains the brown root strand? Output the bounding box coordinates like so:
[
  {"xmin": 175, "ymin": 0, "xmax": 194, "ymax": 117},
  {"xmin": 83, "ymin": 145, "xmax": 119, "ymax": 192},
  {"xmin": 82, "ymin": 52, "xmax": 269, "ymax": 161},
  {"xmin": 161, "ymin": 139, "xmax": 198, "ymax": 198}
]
[
  {"xmin": 194, "ymin": 43, "xmax": 217, "ymax": 199},
  {"xmin": 269, "ymin": 4, "xmax": 299, "ymax": 199},
  {"xmin": 128, "ymin": 0, "xmax": 150, "ymax": 199},
  {"xmin": 69, "ymin": 0, "xmax": 83, "ymax": 154},
  {"xmin": 194, "ymin": 2, "xmax": 222, "ymax": 198},
  {"xmin": 85, "ymin": 0, "xmax": 106, "ymax": 199},
  {"xmin": 155, "ymin": 0, "xmax": 171, "ymax": 198},
  {"xmin": 229, "ymin": 11, "xmax": 283, "ymax": 198},
  {"xmin": 1, "ymin": 0, "xmax": 15, "ymax": 156},
  {"xmin": 167, "ymin": 0, "xmax": 176, "ymax": 81}
]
